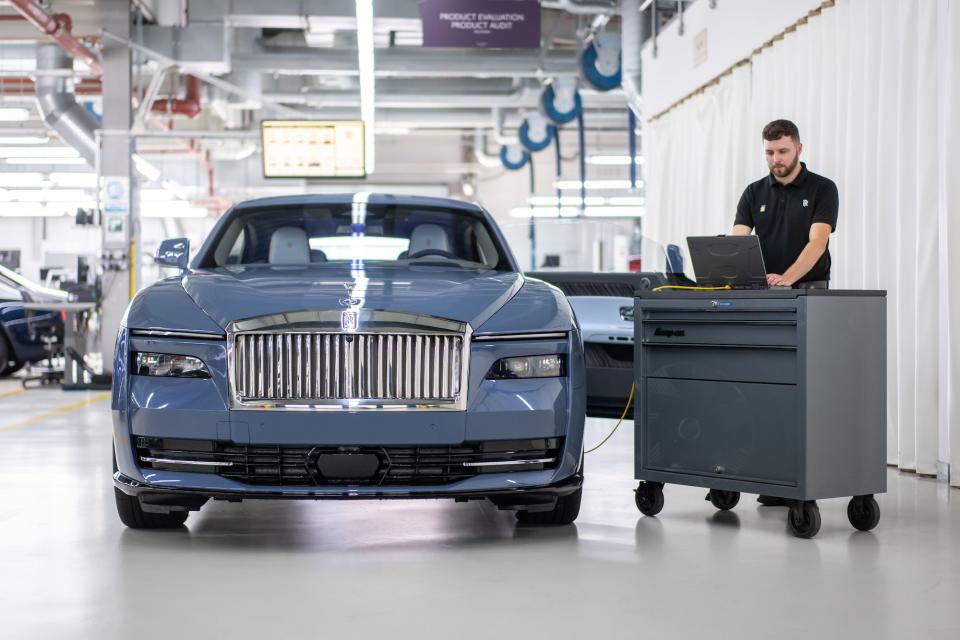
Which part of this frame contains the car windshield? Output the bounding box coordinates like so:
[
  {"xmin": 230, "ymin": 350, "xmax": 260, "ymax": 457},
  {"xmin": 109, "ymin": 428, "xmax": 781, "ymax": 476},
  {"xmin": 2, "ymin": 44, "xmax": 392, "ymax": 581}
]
[{"xmin": 205, "ymin": 201, "xmax": 509, "ymax": 270}]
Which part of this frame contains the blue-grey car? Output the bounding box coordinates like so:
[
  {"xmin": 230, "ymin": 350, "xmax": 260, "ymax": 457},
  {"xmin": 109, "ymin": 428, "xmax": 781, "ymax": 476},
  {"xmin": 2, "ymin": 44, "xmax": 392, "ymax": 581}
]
[{"xmin": 112, "ymin": 194, "xmax": 585, "ymax": 528}]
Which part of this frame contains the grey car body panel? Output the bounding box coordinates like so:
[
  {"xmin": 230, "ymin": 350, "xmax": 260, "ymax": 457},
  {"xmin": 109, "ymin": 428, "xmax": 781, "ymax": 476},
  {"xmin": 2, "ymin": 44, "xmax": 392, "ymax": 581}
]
[{"xmin": 113, "ymin": 194, "xmax": 584, "ymax": 500}]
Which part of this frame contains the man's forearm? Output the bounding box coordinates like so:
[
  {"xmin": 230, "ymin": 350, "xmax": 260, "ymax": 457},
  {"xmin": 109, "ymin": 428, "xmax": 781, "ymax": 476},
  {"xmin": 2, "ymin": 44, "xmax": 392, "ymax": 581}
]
[{"xmin": 782, "ymin": 241, "xmax": 828, "ymax": 284}]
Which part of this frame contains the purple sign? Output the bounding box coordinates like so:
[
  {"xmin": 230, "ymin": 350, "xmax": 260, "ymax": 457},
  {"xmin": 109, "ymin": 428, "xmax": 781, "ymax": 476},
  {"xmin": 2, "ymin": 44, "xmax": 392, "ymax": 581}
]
[{"xmin": 420, "ymin": 0, "xmax": 541, "ymax": 49}]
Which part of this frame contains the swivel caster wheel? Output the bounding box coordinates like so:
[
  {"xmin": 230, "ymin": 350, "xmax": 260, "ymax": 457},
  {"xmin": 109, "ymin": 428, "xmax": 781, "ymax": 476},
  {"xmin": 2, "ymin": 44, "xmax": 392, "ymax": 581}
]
[
  {"xmin": 787, "ymin": 501, "xmax": 821, "ymax": 538},
  {"xmin": 635, "ymin": 482, "xmax": 664, "ymax": 516},
  {"xmin": 707, "ymin": 489, "xmax": 740, "ymax": 511},
  {"xmin": 847, "ymin": 495, "xmax": 880, "ymax": 531}
]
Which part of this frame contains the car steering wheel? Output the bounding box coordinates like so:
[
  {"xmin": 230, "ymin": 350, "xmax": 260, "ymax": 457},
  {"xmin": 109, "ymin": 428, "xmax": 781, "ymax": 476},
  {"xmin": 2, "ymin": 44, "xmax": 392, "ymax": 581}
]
[{"xmin": 407, "ymin": 248, "xmax": 457, "ymax": 260}]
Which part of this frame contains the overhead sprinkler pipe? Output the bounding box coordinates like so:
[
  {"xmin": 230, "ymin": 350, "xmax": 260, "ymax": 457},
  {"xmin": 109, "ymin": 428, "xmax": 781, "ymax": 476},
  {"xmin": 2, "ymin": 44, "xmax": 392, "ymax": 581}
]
[
  {"xmin": 10, "ymin": 0, "xmax": 102, "ymax": 76},
  {"xmin": 151, "ymin": 75, "xmax": 202, "ymax": 118}
]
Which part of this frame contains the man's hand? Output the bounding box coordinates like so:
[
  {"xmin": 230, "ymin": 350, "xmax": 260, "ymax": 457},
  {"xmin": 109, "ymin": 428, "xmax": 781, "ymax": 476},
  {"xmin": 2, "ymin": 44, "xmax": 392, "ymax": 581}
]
[{"xmin": 767, "ymin": 273, "xmax": 794, "ymax": 287}]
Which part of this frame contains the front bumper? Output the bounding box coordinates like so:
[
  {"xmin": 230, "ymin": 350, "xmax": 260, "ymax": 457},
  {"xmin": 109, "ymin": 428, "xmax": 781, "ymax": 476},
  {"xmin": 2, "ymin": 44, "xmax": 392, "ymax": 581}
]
[{"xmin": 114, "ymin": 468, "xmax": 583, "ymax": 511}]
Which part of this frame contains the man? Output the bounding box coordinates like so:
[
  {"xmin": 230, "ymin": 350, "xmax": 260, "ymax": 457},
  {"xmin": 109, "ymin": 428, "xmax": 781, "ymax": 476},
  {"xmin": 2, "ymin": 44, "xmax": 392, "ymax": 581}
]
[
  {"xmin": 732, "ymin": 119, "xmax": 839, "ymax": 288},
  {"xmin": 732, "ymin": 119, "xmax": 839, "ymax": 508}
]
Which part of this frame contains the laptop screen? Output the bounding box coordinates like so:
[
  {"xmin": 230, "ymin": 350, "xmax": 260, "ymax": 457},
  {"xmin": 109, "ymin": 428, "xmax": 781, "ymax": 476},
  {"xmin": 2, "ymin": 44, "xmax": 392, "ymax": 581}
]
[{"xmin": 686, "ymin": 236, "xmax": 768, "ymax": 289}]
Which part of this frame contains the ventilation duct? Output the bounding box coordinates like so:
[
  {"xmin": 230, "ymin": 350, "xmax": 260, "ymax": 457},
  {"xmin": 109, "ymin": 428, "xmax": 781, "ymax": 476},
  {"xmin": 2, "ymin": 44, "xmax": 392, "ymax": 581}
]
[
  {"xmin": 35, "ymin": 44, "xmax": 98, "ymax": 166},
  {"xmin": 620, "ymin": 0, "xmax": 642, "ymax": 118}
]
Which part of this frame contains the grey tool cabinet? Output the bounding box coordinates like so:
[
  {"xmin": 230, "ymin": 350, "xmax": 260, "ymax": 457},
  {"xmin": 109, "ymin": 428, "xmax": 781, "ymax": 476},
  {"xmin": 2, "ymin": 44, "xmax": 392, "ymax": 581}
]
[{"xmin": 633, "ymin": 290, "xmax": 886, "ymax": 538}]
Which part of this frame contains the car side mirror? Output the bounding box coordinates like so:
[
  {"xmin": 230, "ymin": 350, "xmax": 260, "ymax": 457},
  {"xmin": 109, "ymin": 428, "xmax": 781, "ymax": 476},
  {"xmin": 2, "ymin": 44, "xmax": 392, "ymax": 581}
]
[{"xmin": 155, "ymin": 238, "xmax": 190, "ymax": 271}]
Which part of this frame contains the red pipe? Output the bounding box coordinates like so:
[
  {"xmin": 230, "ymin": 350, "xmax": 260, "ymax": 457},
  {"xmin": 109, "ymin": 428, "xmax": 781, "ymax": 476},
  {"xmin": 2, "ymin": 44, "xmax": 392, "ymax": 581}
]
[
  {"xmin": 151, "ymin": 75, "xmax": 202, "ymax": 118},
  {"xmin": 9, "ymin": 0, "xmax": 102, "ymax": 76},
  {"xmin": 0, "ymin": 77, "xmax": 101, "ymax": 95}
]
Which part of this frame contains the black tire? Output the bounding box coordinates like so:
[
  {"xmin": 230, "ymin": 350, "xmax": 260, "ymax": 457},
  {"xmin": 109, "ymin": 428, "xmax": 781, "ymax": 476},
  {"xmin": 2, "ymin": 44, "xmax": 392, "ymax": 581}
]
[
  {"xmin": 113, "ymin": 444, "xmax": 188, "ymax": 529},
  {"xmin": 635, "ymin": 482, "xmax": 664, "ymax": 517},
  {"xmin": 787, "ymin": 501, "xmax": 821, "ymax": 538},
  {"xmin": 708, "ymin": 489, "xmax": 740, "ymax": 511},
  {"xmin": 0, "ymin": 334, "xmax": 10, "ymax": 377},
  {"xmin": 515, "ymin": 487, "xmax": 582, "ymax": 525},
  {"xmin": 847, "ymin": 495, "xmax": 880, "ymax": 531},
  {"xmin": 1, "ymin": 361, "xmax": 24, "ymax": 377}
]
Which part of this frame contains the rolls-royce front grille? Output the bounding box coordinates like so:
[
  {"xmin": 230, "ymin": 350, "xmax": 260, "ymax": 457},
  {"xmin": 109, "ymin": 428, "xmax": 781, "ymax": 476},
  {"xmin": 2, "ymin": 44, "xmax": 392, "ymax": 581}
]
[
  {"xmin": 233, "ymin": 332, "xmax": 463, "ymax": 404},
  {"xmin": 136, "ymin": 437, "xmax": 562, "ymax": 487}
]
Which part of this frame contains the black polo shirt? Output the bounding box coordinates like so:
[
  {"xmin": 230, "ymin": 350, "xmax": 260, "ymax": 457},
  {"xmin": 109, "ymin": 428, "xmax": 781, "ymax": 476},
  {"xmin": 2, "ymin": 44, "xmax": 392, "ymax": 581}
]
[{"xmin": 734, "ymin": 163, "xmax": 839, "ymax": 283}]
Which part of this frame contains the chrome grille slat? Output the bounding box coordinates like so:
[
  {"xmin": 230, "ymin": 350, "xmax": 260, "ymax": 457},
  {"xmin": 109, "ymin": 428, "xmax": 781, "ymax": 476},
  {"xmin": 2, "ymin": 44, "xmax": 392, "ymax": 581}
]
[{"xmin": 234, "ymin": 330, "xmax": 464, "ymax": 405}]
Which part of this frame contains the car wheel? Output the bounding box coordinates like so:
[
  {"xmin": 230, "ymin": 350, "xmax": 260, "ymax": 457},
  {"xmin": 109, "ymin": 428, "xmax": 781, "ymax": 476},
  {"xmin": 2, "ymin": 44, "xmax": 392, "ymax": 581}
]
[
  {"xmin": 0, "ymin": 335, "xmax": 10, "ymax": 377},
  {"xmin": 515, "ymin": 487, "xmax": 582, "ymax": 526},
  {"xmin": 112, "ymin": 445, "xmax": 188, "ymax": 529}
]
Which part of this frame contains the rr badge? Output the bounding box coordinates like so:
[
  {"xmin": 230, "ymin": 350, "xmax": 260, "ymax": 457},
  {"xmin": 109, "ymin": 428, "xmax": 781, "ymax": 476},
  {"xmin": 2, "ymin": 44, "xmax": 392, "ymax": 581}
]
[{"xmin": 340, "ymin": 310, "xmax": 359, "ymax": 332}]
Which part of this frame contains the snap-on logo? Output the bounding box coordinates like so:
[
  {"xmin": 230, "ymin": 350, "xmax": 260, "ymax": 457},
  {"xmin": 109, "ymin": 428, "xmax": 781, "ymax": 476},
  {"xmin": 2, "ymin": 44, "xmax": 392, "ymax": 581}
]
[{"xmin": 654, "ymin": 328, "xmax": 685, "ymax": 338}]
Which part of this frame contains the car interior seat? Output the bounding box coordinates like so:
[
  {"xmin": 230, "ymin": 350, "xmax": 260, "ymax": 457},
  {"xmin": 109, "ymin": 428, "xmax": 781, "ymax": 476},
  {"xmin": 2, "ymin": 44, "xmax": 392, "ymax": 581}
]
[
  {"xmin": 404, "ymin": 224, "xmax": 451, "ymax": 258},
  {"xmin": 268, "ymin": 227, "xmax": 311, "ymax": 264}
]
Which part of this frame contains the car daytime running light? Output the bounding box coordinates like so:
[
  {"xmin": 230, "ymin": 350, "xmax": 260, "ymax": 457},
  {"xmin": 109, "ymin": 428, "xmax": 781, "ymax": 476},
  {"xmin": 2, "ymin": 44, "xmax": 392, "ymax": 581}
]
[
  {"xmin": 487, "ymin": 355, "xmax": 564, "ymax": 380},
  {"xmin": 133, "ymin": 352, "xmax": 211, "ymax": 378}
]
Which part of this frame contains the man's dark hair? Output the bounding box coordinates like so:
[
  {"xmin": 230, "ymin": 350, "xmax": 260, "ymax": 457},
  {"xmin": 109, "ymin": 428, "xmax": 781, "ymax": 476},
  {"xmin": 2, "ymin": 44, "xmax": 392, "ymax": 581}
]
[{"xmin": 762, "ymin": 119, "xmax": 800, "ymax": 143}]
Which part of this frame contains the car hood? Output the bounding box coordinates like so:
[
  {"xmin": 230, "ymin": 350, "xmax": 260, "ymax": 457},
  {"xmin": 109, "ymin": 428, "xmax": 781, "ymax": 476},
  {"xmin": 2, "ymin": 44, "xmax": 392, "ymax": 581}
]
[{"xmin": 180, "ymin": 264, "xmax": 522, "ymax": 330}]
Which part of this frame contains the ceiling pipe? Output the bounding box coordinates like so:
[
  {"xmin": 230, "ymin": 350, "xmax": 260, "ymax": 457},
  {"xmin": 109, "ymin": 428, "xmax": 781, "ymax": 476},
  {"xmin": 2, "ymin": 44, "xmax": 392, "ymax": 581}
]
[
  {"xmin": 34, "ymin": 44, "xmax": 98, "ymax": 166},
  {"xmin": 620, "ymin": 0, "xmax": 642, "ymax": 119},
  {"xmin": 151, "ymin": 74, "xmax": 202, "ymax": 118},
  {"xmin": 10, "ymin": 0, "xmax": 102, "ymax": 76}
]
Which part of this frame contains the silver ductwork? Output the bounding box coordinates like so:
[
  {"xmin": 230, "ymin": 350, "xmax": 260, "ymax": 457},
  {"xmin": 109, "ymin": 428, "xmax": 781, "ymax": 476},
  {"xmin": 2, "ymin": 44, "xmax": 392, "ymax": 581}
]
[
  {"xmin": 621, "ymin": 0, "xmax": 642, "ymax": 118},
  {"xmin": 35, "ymin": 43, "xmax": 99, "ymax": 166}
]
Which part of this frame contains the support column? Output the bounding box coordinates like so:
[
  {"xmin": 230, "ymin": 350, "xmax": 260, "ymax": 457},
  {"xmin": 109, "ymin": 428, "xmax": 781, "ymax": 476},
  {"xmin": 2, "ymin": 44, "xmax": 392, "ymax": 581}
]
[{"xmin": 99, "ymin": 0, "xmax": 134, "ymax": 368}]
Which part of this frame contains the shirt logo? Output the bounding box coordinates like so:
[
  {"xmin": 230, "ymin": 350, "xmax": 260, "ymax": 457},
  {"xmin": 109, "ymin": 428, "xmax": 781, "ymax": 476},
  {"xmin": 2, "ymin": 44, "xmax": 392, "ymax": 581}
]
[
  {"xmin": 802, "ymin": 199, "xmax": 809, "ymax": 207},
  {"xmin": 760, "ymin": 204, "xmax": 766, "ymax": 213}
]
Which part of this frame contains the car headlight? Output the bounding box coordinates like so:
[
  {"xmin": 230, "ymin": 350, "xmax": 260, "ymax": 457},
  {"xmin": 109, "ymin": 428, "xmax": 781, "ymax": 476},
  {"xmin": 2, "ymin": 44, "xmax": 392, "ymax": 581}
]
[
  {"xmin": 487, "ymin": 354, "xmax": 564, "ymax": 379},
  {"xmin": 133, "ymin": 352, "xmax": 211, "ymax": 378}
]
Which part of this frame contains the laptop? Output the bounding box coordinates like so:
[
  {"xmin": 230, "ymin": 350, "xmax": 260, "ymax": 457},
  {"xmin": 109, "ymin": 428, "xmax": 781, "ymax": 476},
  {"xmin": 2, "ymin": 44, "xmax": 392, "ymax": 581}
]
[{"xmin": 686, "ymin": 235, "xmax": 769, "ymax": 290}]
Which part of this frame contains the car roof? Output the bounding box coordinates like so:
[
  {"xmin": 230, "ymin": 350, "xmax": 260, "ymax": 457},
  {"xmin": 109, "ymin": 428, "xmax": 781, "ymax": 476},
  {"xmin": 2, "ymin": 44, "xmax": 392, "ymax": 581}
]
[{"xmin": 230, "ymin": 193, "xmax": 485, "ymax": 213}]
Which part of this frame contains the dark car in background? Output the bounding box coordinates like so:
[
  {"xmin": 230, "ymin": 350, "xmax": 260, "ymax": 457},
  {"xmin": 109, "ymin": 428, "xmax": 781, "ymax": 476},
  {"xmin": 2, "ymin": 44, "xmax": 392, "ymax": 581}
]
[{"xmin": 0, "ymin": 264, "xmax": 66, "ymax": 377}]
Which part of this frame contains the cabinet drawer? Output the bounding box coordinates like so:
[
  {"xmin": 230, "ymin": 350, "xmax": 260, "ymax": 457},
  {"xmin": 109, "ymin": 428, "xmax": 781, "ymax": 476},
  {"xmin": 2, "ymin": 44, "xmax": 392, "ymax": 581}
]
[
  {"xmin": 642, "ymin": 378, "xmax": 798, "ymax": 485},
  {"xmin": 641, "ymin": 319, "xmax": 797, "ymax": 347},
  {"xmin": 644, "ymin": 344, "xmax": 797, "ymax": 385}
]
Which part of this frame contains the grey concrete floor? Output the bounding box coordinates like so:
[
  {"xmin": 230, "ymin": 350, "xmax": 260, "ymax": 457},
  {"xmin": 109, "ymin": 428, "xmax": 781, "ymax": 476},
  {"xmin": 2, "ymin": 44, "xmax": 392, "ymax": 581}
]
[{"xmin": 0, "ymin": 378, "xmax": 958, "ymax": 640}]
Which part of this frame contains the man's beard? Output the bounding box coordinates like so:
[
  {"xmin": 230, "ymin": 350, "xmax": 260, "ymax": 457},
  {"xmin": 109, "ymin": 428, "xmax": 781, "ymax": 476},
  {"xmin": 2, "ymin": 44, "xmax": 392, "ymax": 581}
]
[{"xmin": 772, "ymin": 155, "xmax": 800, "ymax": 178}]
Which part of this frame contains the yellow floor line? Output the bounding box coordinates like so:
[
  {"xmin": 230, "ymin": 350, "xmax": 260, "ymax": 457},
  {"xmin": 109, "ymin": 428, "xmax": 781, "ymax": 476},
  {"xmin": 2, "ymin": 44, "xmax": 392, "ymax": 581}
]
[
  {"xmin": 0, "ymin": 388, "xmax": 26, "ymax": 400},
  {"xmin": 0, "ymin": 392, "xmax": 110, "ymax": 433}
]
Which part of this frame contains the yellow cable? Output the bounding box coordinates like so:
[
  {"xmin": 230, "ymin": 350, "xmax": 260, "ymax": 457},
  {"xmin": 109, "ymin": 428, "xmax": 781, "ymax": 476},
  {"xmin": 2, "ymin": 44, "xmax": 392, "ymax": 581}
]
[
  {"xmin": 651, "ymin": 284, "xmax": 732, "ymax": 292},
  {"xmin": 585, "ymin": 383, "xmax": 635, "ymax": 454}
]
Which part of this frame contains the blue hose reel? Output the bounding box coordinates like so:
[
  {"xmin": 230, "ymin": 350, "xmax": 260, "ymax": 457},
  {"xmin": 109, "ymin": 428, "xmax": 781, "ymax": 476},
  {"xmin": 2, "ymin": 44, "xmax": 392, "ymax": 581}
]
[
  {"xmin": 500, "ymin": 144, "xmax": 531, "ymax": 171},
  {"xmin": 541, "ymin": 84, "xmax": 582, "ymax": 124},
  {"xmin": 518, "ymin": 113, "xmax": 555, "ymax": 152},
  {"xmin": 581, "ymin": 41, "xmax": 621, "ymax": 92}
]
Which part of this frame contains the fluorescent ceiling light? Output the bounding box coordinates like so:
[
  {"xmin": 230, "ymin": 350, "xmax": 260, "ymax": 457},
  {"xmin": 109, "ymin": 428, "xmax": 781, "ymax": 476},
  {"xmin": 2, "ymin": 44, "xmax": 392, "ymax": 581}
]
[
  {"xmin": 528, "ymin": 195, "xmax": 605, "ymax": 207},
  {"xmin": 356, "ymin": 0, "xmax": 376, "ymax": 174},
  {"xmin": 0, "ymin": 172, "xmax": 45, "ymax": 187},
  {"xmin": 5, "ymin": 157, "xmax": 87, "ymax": 165},
  {"xmin": 553, "ymin": 179, "xmax": 639, "ymax": 190},
  {"xmin": 140, "ymin": 202, "xmax": 209, "ymax": 218},
  {"xmin": 510, "ymin": 207, "xmax": 581, "ymax": 218},
  {"xmin": 0, "ymin": 146, "xmax": 79, "ymax": 158},
  {"xmin": 0, "ymin": 136, "xmax": 48, "ymax": 145},
  {"xmin": 606, "ymin": 196, "xmax": 646, "ymax": 206},
  {"xmin": 0, "ymin": 203, "xmax": 74, "ymax": 217},
  {"xmin": 510, "ymin": 205, "xmax": 644, "ymax": 218},
  {"xmin": 50, "ymin": 172, "xmax": 96, "ymax": 187},
  {"xmin": 587, "ymin": 155, "xmax": 645, "ymax": 165},
  {"xmin": 0, "ymin": 108, "xmax": 31, "ymax": 122},
  {"xmin": 0, "ymin": 189, "xmax": 90, "ymax": 202},
  {"xmin": 584, "ymin": 206, "xmax": 645, "ymax": 218},
  {"xmin": 139, "ymin": 188, "xmax": 175, "ymax": 202}
]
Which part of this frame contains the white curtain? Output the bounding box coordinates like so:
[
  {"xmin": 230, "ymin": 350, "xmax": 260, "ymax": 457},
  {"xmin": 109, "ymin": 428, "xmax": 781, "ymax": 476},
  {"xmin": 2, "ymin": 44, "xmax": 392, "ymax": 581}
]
[{"xmin": 645, "ymin": 0, "xmax": 960, "ymax": 482}]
